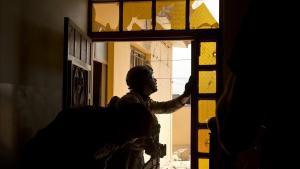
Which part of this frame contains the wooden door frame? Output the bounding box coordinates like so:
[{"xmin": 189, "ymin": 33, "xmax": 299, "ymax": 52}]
[
  {"xmin": 62, "ymin": 23, "xmax": 224, "ymax": 169},
  {"xmin": 84, "ymin": 37, "xmax": 223, "ymax": 169}
]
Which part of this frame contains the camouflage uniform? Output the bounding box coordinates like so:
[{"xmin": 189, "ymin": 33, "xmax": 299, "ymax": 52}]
[{"xmin": 107, "ymin": 90, "xmax": 188, "ymax": 169}]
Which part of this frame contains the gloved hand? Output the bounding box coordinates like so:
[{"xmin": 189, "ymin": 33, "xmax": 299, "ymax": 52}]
[{"xmin": 183, "ymin": 76, "xmax": 193, "ymax": 97}]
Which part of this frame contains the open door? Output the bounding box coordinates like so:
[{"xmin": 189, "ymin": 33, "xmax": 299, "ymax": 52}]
[{"xmin": 63, "ymin": 17, "xmax": 93, "ymax": 108}]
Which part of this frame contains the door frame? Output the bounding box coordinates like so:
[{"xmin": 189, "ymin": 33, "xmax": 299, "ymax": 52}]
[{"xmin": 63, "ymin": 0, "xmax": 224, "ymax": 168}]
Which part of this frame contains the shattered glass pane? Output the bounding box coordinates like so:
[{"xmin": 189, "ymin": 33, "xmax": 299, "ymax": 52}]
[
  {"xmin": 156, "ymin": 0, "xmax": 186, "ymax": 30},
  {"xmin": 190, "ymin": 0, "xmax": 219, "ymax": 29},
  {"xmin": 123, "ymin": 1, "xmax": 152, "ymax": 31},
  {"xmin": 92, "ymin": 3, "xmax": 119, "ymax": 32}
]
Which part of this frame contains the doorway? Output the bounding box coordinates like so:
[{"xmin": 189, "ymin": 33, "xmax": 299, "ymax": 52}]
[{"xmin": 104, "ymin": 40, "xmax": 192, "ymax": 168}]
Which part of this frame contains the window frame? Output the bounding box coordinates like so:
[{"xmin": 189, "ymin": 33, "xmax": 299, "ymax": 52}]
[
  {"xmin": 130, "ymin": 46, "xmax": 147, "ymax": 67},
  {"xmin": 88, "ymin": 0, "xmax": 220, "ymax": 39}
]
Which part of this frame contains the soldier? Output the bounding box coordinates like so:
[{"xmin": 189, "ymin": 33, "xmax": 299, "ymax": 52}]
[{"xmin": 107, "ymin": 65, "xmax": 192, "ymax": 169}]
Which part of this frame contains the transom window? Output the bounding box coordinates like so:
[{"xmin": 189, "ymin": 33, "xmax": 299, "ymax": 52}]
[{"xmin": 90, "ymin": 0, "xmax": 219, "ymax": 32}]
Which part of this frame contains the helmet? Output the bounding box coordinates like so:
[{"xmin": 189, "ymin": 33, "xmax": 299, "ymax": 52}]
[{"xmin": 126, "ymin": 65, "xmax": 153, "ymax": 90}]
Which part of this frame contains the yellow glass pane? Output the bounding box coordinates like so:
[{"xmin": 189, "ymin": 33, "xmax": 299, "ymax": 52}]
[
  {"xmin": 123, "ymin": 1, "xmax": 152, "ymax": 31},
  {"xmin": 198, "ymin": 100, "xmax": 216, "ymax": 123},
  {"xmin": 92, "ymin": 3, "xmax": 119, "ymax": 32},
  {"xmin": 198, "ymin": 129, "xmax": 210, "ymax": 153},
  {"xmin": 199, "ymin": 42, "xmax": 216, "ymax": 65},
  {"xmin": 156, "ymin": 0, "xmax": 186, "ymax": 30},
  {"xmin": 198, "ymin": 159, "xmax": 209, "ymax": 169},
  {"xmin": 190, "ymin": 0, "xmax": 219, "ymax": 29},
  {"xmin": 198, "ymin": 71, "xmax": 216, "ymax": 93}
]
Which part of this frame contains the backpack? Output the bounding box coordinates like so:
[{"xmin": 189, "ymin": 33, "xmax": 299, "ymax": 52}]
[{"xmin": 107, "ymin": 96, "xmax": 121, "ymax": 110}]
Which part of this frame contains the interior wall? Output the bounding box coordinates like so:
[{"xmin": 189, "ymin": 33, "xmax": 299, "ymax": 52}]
[
  {"xmin": 0, "ymin": 0, "xmax": 88, "ymax": 167},
  {"xmin": 222, "ymin": 0, "xmax": 252, "ymax": 81}
]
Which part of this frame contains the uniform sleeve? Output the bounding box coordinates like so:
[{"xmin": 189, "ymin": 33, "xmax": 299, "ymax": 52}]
[{"xmin": 149, "ymin": 95, "xmax": 190, "ymax": 114}]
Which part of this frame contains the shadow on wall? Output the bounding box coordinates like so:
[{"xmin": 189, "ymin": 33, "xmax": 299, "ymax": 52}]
[
  {"xmin": 16, "ymin": 19, "xmax": 64, "ymax": 145},
  {"xmin": 0, "ymin": 18, "xmax": 64, "ymax": 169}
]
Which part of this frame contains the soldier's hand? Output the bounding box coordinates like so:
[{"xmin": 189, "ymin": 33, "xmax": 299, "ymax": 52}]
[{"xmin": 183, "ymin": 76, "xmax": 192, "ymax": 97}]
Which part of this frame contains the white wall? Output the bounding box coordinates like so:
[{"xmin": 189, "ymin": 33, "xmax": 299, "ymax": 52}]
[{"xmin": 0, "ymin": 0, "xmax": 88, "ymax": 167}]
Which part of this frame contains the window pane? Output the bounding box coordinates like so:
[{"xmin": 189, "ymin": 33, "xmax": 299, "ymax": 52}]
[
  {"xmin": 198, "ymin": 159, "xmax": 209, "ymax": 169},
  {"xmin": 87, "ymin": 42, "xmax": 91, "ymax": 65},
  {"xmin": 81, "ymin": 39, "xmax": 87, "ymax": 63},
  {"xmin": 68, "ymin": 25, "xmax": 75, "ymax": 56},
  {"xmin": 92, "ymin": 3, "xmax": 119, "ymax": 32},
  {"xmin": 190, "ymin": 0, "xmax": 219, "ymax": 29},
  {"xmin": 156, "ymin": 0, "xmax": 186, "ymax": 30},
  {"xmin": 198, "ymin": 100, "xmax": 216, "ymax": 123},
  {"xmin": 199, "ymin": 42, "xmax": 216, "ymax": 65},
  {"xmin": 198, "ymin": 130, "xmax": 210, "ymax": 153},
  {"xmin": 123, "ymin": 1, "xmax": 152, "ymax": 31},
  {"xmin": 198, "ymin": 71, "xmax": 216, "ymax": 93},
  {"xmin": 75, "ymin": 31, "xmax": 81, "ymax": 59}
]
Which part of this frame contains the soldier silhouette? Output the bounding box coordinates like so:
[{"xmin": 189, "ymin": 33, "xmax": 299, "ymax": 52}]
[{"xmin": 106, "ymin": 65, "xmax": 192, "ymax": 169}]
